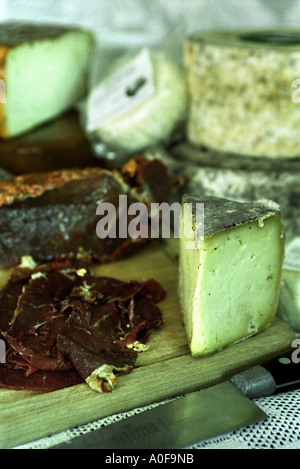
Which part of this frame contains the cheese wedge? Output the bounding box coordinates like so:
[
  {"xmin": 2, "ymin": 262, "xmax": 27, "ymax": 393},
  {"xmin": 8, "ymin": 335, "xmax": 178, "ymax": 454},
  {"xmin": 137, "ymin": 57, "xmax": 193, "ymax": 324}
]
[
  {"xmin": 179, "ymin": 195, "xmax": 285, "ymax": 357},
  {"xmin": 0, "ymin": 22, "xmax": 94, "ymax": 138}
]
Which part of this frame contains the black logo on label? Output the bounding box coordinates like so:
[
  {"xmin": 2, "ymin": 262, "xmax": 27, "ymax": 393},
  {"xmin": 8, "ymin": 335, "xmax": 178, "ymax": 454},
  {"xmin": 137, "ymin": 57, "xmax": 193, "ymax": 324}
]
[{"xmin": 125, "ymin": 77, "xmax": 147, "ymax": 97}]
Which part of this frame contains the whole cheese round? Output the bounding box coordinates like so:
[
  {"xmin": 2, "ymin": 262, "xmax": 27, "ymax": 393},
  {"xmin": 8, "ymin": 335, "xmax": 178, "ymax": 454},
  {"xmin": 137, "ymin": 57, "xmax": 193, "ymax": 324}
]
[
  {"xmin": 185, "ymin": 30, "xmax": 300, "ymax": 159},
  {"xmin": 95, "ymin": 52, "xmax": 187, "ymax": 154}
]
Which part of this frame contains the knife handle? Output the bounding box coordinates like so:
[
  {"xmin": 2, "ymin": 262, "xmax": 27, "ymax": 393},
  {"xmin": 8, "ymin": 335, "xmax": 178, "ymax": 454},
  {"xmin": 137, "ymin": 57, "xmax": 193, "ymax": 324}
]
[
  {"xmin": 231, "ymin": 345, "xmax": 300, "ymax": 399},
  {"xmin": 262, "ymin": 348, "xmax": 300, "ymax": 394}
]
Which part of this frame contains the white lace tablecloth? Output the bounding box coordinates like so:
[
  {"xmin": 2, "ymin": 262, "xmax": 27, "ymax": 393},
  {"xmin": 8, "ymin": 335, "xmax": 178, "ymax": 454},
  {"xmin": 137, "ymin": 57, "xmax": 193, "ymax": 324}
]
[{"xmin": 14, "ymin": 388, "xmax": 300, "ymax": 450}]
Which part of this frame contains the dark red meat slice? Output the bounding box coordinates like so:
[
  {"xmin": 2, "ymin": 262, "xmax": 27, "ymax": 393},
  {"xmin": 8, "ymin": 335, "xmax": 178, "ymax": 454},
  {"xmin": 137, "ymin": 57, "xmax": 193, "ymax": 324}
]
[
  {"xmin": 56, "ymin": 275, "xmax": 165, "ymax": 392},
  {"xmin": 0, "ymin": 262, "xmax": 165, "ymax": 393},
  {"xmin": 2, "ymin": 266, "xmax": 84, "ymax": 376},
  {"xmin": 122, "ymin": 155, "xmax": 180, "ymax": 204},
  {"xmin": 56, "ymin": 301, "xmax": 137, "ymax": 392},
  {"xmin": 0, "ymin": 363, "xmax": 83, "ymax": 391}
]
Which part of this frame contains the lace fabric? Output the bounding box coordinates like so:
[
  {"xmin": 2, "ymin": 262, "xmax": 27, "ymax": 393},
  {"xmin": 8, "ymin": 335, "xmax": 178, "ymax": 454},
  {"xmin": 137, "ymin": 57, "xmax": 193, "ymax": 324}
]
[{"xmin": 190, "ymin": 390, "xmax": 300, "ymax": 449}]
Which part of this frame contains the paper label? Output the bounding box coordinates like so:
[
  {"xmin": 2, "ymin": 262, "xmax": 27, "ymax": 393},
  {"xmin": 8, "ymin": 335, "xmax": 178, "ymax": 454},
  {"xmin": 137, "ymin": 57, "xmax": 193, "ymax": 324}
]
[
  {"xmin": 283, "ymin": 237, "xmax": 300, "ymax": 271},
  {"xmin": 87, "ymin": 48, "xmax": 155, "ymax": 132}
]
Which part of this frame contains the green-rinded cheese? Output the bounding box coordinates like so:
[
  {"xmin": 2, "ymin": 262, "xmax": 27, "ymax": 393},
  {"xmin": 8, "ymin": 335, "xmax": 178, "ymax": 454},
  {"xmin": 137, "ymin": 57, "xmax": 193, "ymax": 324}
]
[
  {"xmin": 179, "ymin": 195, "xmax": 285, "ymax": 357},
  {"xmin": 0, "ymin": 22, "xmax": 94, "ymax": 138}
]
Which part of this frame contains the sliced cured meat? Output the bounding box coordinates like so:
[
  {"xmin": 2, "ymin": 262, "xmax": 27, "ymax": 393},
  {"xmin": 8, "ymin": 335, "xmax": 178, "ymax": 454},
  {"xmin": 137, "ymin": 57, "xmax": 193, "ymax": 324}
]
[
  {"xmin": 0, "ymin": 364, "xmax": 83, "ymax": 391},
  {"xmin": 2, "ymin": 265, "xmax": 84, "ymax": 376},
  {"xmin": 57, "ymin": 275, "xmax": 165, "ymax": 392},
  {"xmin": 0, "ymin": 156, "xmax": 176, "ymax": 268},
  {"xmin": 57, "ymin": 301, "xmax": 137, "ymax": 393},
  {"xmin": 121, "ymin": 155, "xmax": 179, "ymax": 205},
  {"xmin": 0, "ymin": 262, "xmax": 165, "ymax": 393}
]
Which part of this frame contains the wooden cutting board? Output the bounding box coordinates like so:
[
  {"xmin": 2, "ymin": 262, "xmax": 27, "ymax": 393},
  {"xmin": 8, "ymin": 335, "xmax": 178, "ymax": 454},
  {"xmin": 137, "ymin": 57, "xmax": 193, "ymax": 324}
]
[{"xmin": 0, "ymin": 239, "xmax": 295, "ymax": 449}]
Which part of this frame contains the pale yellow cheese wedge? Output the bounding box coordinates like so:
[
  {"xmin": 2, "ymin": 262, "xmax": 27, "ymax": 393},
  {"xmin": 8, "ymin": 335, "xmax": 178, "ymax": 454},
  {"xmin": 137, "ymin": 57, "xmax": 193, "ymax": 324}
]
[{"xmin": 179, "ymin": 195, "xmax": 285, "ymax": 357}]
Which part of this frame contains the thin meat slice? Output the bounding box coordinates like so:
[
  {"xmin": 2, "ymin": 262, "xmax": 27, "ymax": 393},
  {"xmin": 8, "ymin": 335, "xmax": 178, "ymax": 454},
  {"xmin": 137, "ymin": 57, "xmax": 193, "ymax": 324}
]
[
  {"xmin": 0, "ymin": 363, "xmax": 83, "ymax": 391},
  {"xmin": 0, "ymin": 261, "xmax": 165, "ymax": 393},
  {"xmin": 3, "ymin": 266, "xmax": 83, "ymax": 375},
  {"xmin": 57, "ymin": 275, "xmax": 165, "ymax": 393},
  {"xmin": 57, "ymin": 301, "xmax": 137, "ymax": 393}
]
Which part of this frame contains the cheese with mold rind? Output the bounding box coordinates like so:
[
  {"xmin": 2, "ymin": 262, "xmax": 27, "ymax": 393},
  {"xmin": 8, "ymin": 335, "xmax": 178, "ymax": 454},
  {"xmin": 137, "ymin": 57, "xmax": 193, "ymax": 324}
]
[
  {"xmin": 179, "ymin": 195, "xmax": 285, "ymax": 357},
  {"xmin": 185, "ymin": 30, "xmax": 300, "ymax": 158}
]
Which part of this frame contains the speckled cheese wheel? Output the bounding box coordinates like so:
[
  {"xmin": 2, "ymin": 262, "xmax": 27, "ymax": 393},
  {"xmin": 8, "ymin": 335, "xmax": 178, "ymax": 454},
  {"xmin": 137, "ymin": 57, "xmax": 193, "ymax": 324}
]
[{"xmin": 185, "ymin": 30, "xmax": 300, "ymax": 159}]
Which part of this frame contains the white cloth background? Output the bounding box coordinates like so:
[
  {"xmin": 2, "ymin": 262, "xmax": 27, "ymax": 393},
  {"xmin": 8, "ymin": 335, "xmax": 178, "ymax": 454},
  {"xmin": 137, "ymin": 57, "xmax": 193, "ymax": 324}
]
[
  {"xmin": 1, "ymin": 0, "xmax": 300, "ymax": 66},
  {"xmin": 0, "ymin": 0, "xmax": 299, "ymax": 449}
]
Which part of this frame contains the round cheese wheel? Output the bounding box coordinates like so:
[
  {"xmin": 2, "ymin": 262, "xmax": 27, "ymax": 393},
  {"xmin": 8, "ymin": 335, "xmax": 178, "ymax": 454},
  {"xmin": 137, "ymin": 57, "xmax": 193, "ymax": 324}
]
[
  {"xmin": 95, "ymin": 52, "xmax": 187, "ymax": 154},
  {"xmin": 185, "ymin": 30, "xmax": 300, "ymax": 159}
]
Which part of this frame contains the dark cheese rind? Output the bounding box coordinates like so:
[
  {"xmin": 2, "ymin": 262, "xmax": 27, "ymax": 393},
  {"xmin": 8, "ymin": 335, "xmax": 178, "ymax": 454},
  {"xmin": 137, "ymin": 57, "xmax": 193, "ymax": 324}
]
[
  {"xmin": 183, "ymin": 194, "xmax": 281, "ymax": 238},
  {"xmin": 172, "ymin": 142, "xmax": 300, "ymax": 172},
  {"xmin": 0, "ymin": 22, "xmax": 77, "ymax": 47}
]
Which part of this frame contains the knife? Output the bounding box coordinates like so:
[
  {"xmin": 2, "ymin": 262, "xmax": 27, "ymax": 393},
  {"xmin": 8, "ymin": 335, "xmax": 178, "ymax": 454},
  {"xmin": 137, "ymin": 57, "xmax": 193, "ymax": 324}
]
[{"xmin": 52, "ymin": 347, "xmax": 300, "ymax": 449}]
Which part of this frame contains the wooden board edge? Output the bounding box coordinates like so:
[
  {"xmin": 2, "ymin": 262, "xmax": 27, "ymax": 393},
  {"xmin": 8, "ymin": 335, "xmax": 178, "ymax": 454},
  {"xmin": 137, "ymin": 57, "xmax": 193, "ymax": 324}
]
[{"xmin": 0, "ymin": 317, "xmax": 295, "ymax": 449}]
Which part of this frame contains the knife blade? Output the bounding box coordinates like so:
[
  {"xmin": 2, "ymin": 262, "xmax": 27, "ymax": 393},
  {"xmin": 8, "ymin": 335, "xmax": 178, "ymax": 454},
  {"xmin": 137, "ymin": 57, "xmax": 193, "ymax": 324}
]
[{"xmin": 52, "ymin": 348, "xmax": 300, "ymax": 449}]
